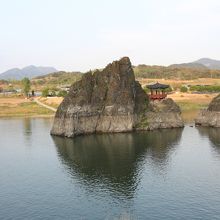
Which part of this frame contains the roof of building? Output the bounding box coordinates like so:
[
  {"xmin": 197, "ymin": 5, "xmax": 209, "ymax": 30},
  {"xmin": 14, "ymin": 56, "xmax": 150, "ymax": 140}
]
[{"xmin": 147, "ymin": 82, "xmax": 170, "ymax": 89}]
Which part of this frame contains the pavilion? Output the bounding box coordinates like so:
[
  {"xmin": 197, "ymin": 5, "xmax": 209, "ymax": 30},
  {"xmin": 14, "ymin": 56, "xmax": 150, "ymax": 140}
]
[{"xmin": 146, "ymin": 82, "xmax": 170, "ymax": 100}]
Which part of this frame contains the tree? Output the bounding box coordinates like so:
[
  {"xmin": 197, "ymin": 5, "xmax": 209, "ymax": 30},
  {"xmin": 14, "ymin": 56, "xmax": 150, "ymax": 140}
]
[
  {"xmin": 57, "ymin": 90, "xmax": 67, "ymax": 97},
  {"xmin": 22, "ymin": 77, "xmax": 31, "ymax": 97},
  {"xmin": 180, "ymin": 86, "xmax": 188, "ymax": 93},
  {"xmin": 42, "ymin": 87, "xmax": 49, "ymax": 97}
]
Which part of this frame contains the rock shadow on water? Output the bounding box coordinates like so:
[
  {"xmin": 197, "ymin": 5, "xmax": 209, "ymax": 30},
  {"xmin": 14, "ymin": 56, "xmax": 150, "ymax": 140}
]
[
  {"xmin": 197, "ymin": 127, "xmax": 220, "ymax": 156},
  {"xmin": 52, "ymin": 128, "xmax": 183, "ymax": 199}
]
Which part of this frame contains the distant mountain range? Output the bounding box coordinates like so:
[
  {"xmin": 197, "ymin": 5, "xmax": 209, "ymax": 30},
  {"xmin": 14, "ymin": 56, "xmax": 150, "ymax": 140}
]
[
  {"xmin": 169, "ymin": 58, "xmax": 220, "ymax": 70},
  {"xmin": 0, "ymin": 65, "xmax": 58, "ymax": 80},
  {"xmin": 1, "ymin": 58, "xmax": 220, "ymax": 81},
  {"xmin": 194, "ymin": 58, "xmax": 220, "ymax": 69}
]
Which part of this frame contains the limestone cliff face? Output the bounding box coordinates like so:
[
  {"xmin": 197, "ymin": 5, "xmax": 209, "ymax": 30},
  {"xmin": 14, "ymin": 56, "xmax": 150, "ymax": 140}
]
[
  {"xmin": 51, "ymin": 57, "xmax": 183, "ymax": 137},
  {"xmin": 195, "ymin": 94, "xmax": 220, "ymax": 127}
]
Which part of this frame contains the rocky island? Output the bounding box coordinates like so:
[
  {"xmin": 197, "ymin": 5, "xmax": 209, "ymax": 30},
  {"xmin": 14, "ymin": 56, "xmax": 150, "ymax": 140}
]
[
  {"xmin": 51, "ymin": 57, "xmax": 184, "ymax": 137},
  {"xmin": 195, "ymin": 94, "xmax": 220, "ymax": 127}
]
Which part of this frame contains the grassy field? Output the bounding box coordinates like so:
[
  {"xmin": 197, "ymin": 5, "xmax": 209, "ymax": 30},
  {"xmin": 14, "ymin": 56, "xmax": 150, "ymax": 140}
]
[
  {"xmin": 169, "ymin": 92, "xmax": 217, "ymax": 110},
  {"xmin": 0, "ymin": 96, "xmax": 54, "ymax": 117}
]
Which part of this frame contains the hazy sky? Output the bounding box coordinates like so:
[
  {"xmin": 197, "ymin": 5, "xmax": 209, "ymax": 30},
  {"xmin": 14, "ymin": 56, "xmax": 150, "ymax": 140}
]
[{"xmin": 0, "ymin": 0, "xmax": 220, "ymax": 72}]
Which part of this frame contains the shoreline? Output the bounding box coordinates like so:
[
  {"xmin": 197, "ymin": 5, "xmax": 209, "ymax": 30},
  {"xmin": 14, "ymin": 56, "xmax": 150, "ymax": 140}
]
[
  {"xmin": 0, "ymin": 114, "xmax": 55, "ymax": 119},
  {"xmin": 0, "ymin": 93, "xmax": 217, "ymax": 119}
]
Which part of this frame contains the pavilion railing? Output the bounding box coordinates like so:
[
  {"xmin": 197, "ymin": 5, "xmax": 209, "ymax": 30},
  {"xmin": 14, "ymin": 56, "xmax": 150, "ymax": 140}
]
[{"xmin": 149, "ymin": 93, "xmax": 167, "ymax": 100}]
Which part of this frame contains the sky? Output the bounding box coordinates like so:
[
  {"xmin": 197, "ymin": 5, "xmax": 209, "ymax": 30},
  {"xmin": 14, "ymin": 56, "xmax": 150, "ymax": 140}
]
[{"xmin": 0, "ymin": 0, "xmax": 220, "ymax": 73}]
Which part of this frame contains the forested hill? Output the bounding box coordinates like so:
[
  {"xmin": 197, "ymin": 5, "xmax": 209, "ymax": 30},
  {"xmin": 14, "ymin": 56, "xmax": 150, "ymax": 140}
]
[
  {"xmin": 133, "ymin": 58, "xmax": 220, "ymax": 79},
  {"xmin": 33, "ymin": 66, "xmax": 220, "ymax": 84},
  {"xmin": 133, "ymin": 65, "xmax": 220, "ymax": 79},
  {"xmin": 32, "ymin": 71, "xmax": 82, "ymax": 86}
]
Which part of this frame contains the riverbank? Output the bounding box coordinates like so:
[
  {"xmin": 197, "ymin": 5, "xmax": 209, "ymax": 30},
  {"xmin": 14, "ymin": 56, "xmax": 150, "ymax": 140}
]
[
  {"xmin": 169, "ymin": 92, "xmax": 217, "ymax": 110},
  {"xmin": 169, "ymin": 93, "xmax": 218, "ymax": 123},
  {"xmin": 0, "ymin": 93, "xmax": 218, "ymax": 118},
  {"xmin": 0, "ymin": 96, "xmax": 54, "ymax": 117}
]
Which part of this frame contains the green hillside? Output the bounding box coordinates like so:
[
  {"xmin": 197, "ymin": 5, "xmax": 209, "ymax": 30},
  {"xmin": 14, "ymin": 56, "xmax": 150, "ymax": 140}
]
[
  {"xmin": 32, "ymin": 71, "xmax": 82, "ymax": 86},
  {"xmin": 133, "ymin": 65, "xmax": 220, "ymax": 79}
]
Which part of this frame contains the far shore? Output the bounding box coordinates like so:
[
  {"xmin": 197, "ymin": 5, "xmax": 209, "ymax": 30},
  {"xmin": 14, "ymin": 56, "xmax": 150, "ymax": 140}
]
[
  {"xmin": 0, "ymin": 96, "xmax": 55, "ymax": 118},
  {"xmin": 0, "ymin": 115, "xmax": 55, "ymax": 119},
  {"xmin": 0, "ymin": 93, "xmax": 218, "ymax": 118}
]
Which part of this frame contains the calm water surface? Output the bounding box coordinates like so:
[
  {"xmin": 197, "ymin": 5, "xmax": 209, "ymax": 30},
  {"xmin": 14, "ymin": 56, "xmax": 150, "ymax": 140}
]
[{"xmin": 0, "ymin": 118, "xmax": 220, "ymax": 220}]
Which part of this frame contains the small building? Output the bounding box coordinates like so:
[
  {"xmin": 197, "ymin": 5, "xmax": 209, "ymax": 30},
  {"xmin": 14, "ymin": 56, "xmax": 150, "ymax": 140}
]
[
  {"xmin": 147, "ymin": 82, "xmax": 170, "ymax": 100},
  {"xmin": 58, "ymin": 85, "xmax": 71, "ymax": 92}
]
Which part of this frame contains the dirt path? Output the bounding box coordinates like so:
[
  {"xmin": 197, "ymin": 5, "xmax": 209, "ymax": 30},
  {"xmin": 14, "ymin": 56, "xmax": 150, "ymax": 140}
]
[{"xmin": 33, "ymin": 98, "xmax": 57, "ymax": 112}]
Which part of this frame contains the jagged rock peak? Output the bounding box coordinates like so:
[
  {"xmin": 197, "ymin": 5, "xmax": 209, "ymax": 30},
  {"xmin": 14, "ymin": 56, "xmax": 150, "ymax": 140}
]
[
  {"xmin": 207, "ymin": 94, "xmax": 220, "ymax": 111},
  {"xmin": 51, "ymin": 57, "xmax": 183, "ymax": 137},
  {"xmin": 51, "ymin": 57, "xmax": 149, "ymax": 137},
  {"xmin": 195, "ymin": 94, "xmax": 220, "ymax": 127}
]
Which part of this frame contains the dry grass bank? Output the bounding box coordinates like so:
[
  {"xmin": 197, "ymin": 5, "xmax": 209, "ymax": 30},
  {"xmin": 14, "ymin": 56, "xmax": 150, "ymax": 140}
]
[
  {"xmin": 169, "ymin": 92, "xmax": 217, "ymax": 110},
  {"xmin": 0, "ymin": 96, "xmax": 54, "ymax": 117},
  {"xmin": 37, "ymin": 97, "xmax": 63, "ymax": 108}
]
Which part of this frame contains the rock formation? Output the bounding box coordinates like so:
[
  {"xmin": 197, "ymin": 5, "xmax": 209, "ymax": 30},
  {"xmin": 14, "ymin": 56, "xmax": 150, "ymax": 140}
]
[
  {"xmin": 51, "ymin": 57, "xmax": 183, "ymax": 137},
  {"xmin": 195, "ymin": 94, "xmax": 220, "ymax": 127},
  {"xmin": 137, "ymin": 98, "xmax": 183, "ymax": 130}
]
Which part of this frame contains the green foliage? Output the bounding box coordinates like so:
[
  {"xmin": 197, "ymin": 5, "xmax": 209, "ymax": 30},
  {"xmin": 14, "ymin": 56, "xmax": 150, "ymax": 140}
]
[
  {"xmin": 133, "ymin": 65, "xmax": 220, "ymax": 80},
  {"xmin": 136, "ymin": 115, "xmax": 148, "ymax": 129},
  {"xmin": 189, "ymin": 85, "xmax": 220, "ymax": 92},
  {"xmin": 177, "ymin": 101, "xmax": 208, "ymax": 111},
  {"xmin": 42, "ymin": 87, "xmax": 60, "ymax": 97},
  {"xmin": 33, "ymin": 71, "xmax": 82, "ymax": 87},
  {"xmin": 36, "ymin": 79, "xmax": 44, "ymax": 85},
  {"xmin": 164, "ymin": 87, "xmax": 173, "ymax": 92},
  {"xmin": 21, "ymin": 77, "xmax": 31, "ymax": 96},
  {"xmin": 42, "ymin": 88, "xmax": 49, "ymax": 97},
  {"xmin": 57, "ymin": 90, "xmax": 68, "ymax": 97},
  {"xmin": 143, "ymin": 86, "xmax": 150, "ymax": 93},
  {"xmin": 180, "ymin": 86, "xmax": 188, "ymax": 93}
]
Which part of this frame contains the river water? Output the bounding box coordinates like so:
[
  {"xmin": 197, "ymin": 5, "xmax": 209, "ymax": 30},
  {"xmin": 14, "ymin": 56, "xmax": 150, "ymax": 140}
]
[{"xmin": 0, "ymin": 117, "xmax": 220, "ymax": 219}]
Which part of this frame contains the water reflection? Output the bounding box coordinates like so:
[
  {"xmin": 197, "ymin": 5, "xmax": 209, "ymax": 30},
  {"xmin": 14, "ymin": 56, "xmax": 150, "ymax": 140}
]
[
  {"xmin": 22, "ymin": 118, "xmax": 32, "ymax": 134},
  {"xmin": 143, "ymin": 129, "xmax": 183, "ymax": 166},
  {"xmin": 197, "ymin": 127, "xmax": 220, "ymax": 155},
  {"xmin": 52, "ymin": 129, "xmax": 183, "ymax": 199},
  {"xmin": 22, "ymin": 118, "xmax": 33, "ymax": 144}
]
